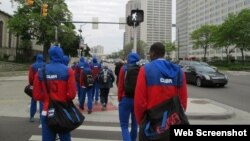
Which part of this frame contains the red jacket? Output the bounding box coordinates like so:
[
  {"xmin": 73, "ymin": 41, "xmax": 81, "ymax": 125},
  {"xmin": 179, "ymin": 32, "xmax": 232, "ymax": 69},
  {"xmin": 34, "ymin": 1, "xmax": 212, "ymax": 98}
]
[
  {"xmin": 28, "ymin": 65, "xmax": 36, "ymax": 85},
  {"xmin": 33, "ymin": 65, "xmax": 76, "ymax": 113},
  {"xmin": 118, "ymin": 65, "xmax": 126, "ymax": 102},
  {"xmin": 134, "ymin": 59, "xmax": 188, "ymax": 125}
]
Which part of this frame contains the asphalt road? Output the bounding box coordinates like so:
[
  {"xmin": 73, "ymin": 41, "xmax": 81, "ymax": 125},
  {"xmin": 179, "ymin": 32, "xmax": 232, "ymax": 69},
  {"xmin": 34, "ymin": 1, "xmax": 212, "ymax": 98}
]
[
  {"xmin": 187, "ymin": 72, "xmax": 250, "ymax": 113},
  {"xmin": 0, "ymin": 67, "xmax": 250, "ymax": 140},
  {"xmin": 0, "ymin": 116, "xmax": 122, "ymax": 141}
]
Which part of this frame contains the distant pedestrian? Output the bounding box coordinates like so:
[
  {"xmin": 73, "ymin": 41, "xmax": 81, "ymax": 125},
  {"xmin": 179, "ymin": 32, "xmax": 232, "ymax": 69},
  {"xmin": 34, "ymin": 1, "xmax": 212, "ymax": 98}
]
[
  {"xmin": 28, "ymin": 53, "xmax": 45, "ymax": 122},
  {"xmin": 97, "ymin": 65, "xmax": 115, "ymax": 110},
  {"xmin": 90, "ymin": 56, "xmax": 102, "ymax": 104},
  {"xmin": 134, "ymin": 42, "xmax": 188, "ymax": 140},
  {"xmin": 79, "ymin": 61, "xmax": 94, "ymax": 114},
  {"xmin": 33, "ymin": 45, "xmax": 76, "ymax": 141},
  {"xmin": 75, "ymin": 57, "xmax": 86, "ymax": 105},
  {"xmin": 118, "ymin": 53, "xmax": 140, "ymax": 141}
]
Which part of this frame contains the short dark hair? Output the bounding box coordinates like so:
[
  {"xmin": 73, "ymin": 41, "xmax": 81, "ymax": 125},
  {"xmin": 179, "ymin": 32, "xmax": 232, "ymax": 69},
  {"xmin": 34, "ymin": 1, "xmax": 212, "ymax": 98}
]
[{"xmin": 150, "ymin": 42, "xmax": 165, "ymax": 57}]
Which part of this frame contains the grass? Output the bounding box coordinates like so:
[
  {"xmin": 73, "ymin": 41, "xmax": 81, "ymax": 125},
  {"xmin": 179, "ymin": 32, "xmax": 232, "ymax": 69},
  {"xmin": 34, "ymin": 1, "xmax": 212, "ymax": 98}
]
[{"xmin": 210, "ymin": 61, "xmax": 250, "ymax": 71}]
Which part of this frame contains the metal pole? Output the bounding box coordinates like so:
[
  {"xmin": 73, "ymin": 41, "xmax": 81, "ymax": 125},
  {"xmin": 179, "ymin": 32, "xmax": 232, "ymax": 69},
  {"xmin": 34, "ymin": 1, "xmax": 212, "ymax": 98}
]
[
  {"xmin": 177, "ymin": 27, "xmax": 180, "ymax": 61},
  {"xmin": 133, "ymin": 23, "xmax": 137, "ymax": 53}
]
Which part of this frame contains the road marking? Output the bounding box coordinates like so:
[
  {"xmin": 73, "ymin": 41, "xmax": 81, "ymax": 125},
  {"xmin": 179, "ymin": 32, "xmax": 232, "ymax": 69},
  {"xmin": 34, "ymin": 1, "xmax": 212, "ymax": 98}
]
[
  {"xmin": 29, "ymin": 135, "xmax": 121, "ymax": 141},
  {"xmin": 38, "ymin": 124, "xmax": 121, "ymax": 132}
]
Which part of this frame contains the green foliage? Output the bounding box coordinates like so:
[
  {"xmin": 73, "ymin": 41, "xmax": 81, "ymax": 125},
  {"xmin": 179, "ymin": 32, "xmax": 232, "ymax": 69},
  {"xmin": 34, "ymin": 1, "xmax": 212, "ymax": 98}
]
[
  {"xmin": 163, "ymin": 41, "xmax": 175, "ymax": 59},
  {"xmin": 231, "ymin": 9, "xmax": 250, "ymax": 64},
  {"xmin": 9, "ymin": 0, "xmax": 76, "ymax": 56},
  {"xmin": 123, "ymin": 40, "xmax": 146, "ymax": 59},
  {"xmin": 190, "ymin": 25, "xmax": 217, "ymax": 62}
]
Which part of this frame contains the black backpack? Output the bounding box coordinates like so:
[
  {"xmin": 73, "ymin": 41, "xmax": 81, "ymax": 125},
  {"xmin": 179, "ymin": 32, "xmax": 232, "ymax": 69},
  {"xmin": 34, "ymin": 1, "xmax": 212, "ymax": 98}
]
[
  {"xmin": 99, "ymin": 69, "xmax": 110, "ymax": 84},
  {"xmin": 83, "ymin": 70, "xmax": 94, "ymax": 88},
  {"xmin": 124, "ymin": 65, "xmax": 140, "ymax": 98}
]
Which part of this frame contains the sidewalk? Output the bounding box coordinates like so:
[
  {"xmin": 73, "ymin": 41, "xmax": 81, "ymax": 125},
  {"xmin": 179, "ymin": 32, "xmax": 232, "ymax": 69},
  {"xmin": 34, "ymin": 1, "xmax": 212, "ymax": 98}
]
[
  {"xmin": 108, "ymin": 93, "xmax": 235, "ymax": 120},
  {"xmin": 0, "ymin": 75, "xmax": 247, "ymax": 122}
]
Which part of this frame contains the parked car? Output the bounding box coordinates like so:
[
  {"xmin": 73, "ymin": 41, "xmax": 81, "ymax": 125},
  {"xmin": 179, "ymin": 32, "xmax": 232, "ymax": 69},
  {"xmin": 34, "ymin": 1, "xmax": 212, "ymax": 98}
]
[
  {"xmin": 179, "ymin": 60, "xmax": 218, "ymax": 71},
  {"xmin": 183, "ymin": 65, "xmax": 228, "ymax": 87},
  {"xmin": 179, "ymin": 60, "xmax": 200, "ymax": 68}
]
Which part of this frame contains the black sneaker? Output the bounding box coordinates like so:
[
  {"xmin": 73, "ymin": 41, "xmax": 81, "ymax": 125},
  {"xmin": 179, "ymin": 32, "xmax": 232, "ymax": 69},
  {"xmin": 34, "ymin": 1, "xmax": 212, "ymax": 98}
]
[
  {"xmin": 88, "ymin": 110, "xmax": 92, "ymax": 114},
  {"xmin": 79, "ymin": 106, "xmax": 84, "ymax": 111},
  {"xmin": 29, "ymin": 117, "xmax": 35, "ymax": 122}
]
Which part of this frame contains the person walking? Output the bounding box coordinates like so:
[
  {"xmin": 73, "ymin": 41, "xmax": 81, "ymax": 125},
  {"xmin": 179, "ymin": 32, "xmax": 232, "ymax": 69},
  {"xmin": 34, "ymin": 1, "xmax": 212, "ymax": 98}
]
[
  {"xmin": 33, "ymin": 45, "xmax": 76, "ymax": 141},
  {"xmin": 97, "ymin": 65, "xmax": 115, "ymax": 110},
  {"xmin": 79, "ymin": 61, "xmax": 94, "ymax": 114},
  {"xmin": 118, "ymin": 53, "xmax": 140, "ymax": 141},
  {"xmin": 75, "ymin": 57, "xmax": 85, "ymax": 105},
  {"xmin": 90, "ymin": 56, "xmax": 102, "ymax": 104},
  {"xmin": 28, "ymin": 53, "xmax": 45, "ymax": 122},
  {"xmin": 134, "ymin": 42, "xmax": 188, "ymax": 140}
]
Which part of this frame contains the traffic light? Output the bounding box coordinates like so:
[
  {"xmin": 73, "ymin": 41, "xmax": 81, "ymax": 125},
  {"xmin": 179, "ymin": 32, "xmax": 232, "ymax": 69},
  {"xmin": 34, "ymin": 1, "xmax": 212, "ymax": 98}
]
[
  {"xmin": 127, "ymin": 9, "xmax": 144, "ymax": 27},
  {"xmin": 26, "ymin": 0, "xmax": 34, "ymax": 6},
  {"xmin": 42, "ymin": 3, "xmax": 48, "ymax": 17},
  {"xmin": 127, "ymin": 15, "xmax": 139, "ymax": 27},
  {"xmin": 131, "ymin": 9, "xmax": 144, "ymax": 23},
  {"xmin": 126, "ymin": 15, "xmax": 133, "ymax": 26}
]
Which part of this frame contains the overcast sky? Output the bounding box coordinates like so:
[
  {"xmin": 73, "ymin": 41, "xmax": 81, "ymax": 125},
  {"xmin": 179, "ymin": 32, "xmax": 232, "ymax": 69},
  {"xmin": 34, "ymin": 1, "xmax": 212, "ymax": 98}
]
[{"xmin": 0, "ymin": 0, "xmax": 176, "ymax": 54}]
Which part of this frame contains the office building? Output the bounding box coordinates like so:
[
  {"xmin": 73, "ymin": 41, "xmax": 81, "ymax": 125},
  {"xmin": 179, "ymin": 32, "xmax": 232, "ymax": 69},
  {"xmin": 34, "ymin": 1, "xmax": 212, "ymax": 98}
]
[
  {"xmin": 177, "ymin": 0, "xmax": 250, "ymax": 59},
  {"xmin": 140, "ymin": 0, "xmax": 172, "ymax": 48}
]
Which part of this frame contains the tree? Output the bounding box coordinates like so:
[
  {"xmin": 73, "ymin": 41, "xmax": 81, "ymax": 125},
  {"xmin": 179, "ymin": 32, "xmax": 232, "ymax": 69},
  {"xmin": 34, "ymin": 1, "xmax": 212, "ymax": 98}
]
[
  {"xmin": 190, "ymin": 25, "xmax": 217, "ymax": 62},
  {"xmin": 232, "ymin": 9, "xmax": 250, "ymax": 65},
  {"xmin": 8, "ymin": 0, "xmax": 76, "ymax": 58},
  {"xmin": 212, "ymin": 14, "xmax": 237, "ymax": 64},
  {"xmin": 123, "ymin": 40, "xmax": 147, "ymax": 59},
  {"xmin": 163, "ymin": 41, "xmax": 175, "ymax": 59}
]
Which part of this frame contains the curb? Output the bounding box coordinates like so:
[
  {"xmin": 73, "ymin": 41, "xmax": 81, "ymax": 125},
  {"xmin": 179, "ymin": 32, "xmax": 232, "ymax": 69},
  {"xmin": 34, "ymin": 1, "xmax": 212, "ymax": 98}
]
[{"xmin": 186, "ymin": 99, "xmax": 235, "ymax": 120}]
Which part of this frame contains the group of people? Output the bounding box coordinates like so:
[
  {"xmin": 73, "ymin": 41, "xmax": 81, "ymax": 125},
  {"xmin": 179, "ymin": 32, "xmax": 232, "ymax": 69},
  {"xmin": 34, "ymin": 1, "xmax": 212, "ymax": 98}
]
[
  {"xmin": 28, "ymin": 45, "xmax": 115, "ymax": 141},
  {"xmin": 27, "ymin": 42, "xmax": 188, "ymax": 141},
  {"xmin": 73, "ymin": 56, "xmax": 115, "ymax": 114}
]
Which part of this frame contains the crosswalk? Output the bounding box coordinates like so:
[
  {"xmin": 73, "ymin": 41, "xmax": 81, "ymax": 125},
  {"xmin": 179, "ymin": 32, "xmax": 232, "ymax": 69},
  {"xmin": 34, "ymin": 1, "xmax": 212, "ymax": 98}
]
[
  {"xmin": 28, "ymin": 95, "xmax": 123, "ymax": 141},
  {"xmin": 29, "ymin": 135, "xmax": 121, "ymax": 141},
  {"xmin": 29, "ymin": 122, "xmax": 123, "ymax": 141}
]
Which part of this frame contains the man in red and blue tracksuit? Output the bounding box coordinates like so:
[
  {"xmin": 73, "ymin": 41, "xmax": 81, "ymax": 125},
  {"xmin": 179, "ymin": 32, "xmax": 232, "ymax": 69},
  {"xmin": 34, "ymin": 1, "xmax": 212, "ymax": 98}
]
[
  {"xmin": 134, "ymin": 42, "xmax": 188, "ymax": 140},
  {"xmin": 79, "ymin": 61, "xmax": 94, "ymax": 114},
  {"xmin": 90, "ymin": 56, "xmax": 102, "ymax": 103},
  {"xmin": 28, "ymin": 53, "xmax": 45, "ymax": 122},
  {"xmin": 75, "ymin": 57, "xmax": 85, "ymax": 104},
  {"xmin": 33, "ymin": 46, "xmax": 76, "ymax": 141},
  {"xmin": 118, "ymin": 52, "xmax": 140, "ymax": 141}
]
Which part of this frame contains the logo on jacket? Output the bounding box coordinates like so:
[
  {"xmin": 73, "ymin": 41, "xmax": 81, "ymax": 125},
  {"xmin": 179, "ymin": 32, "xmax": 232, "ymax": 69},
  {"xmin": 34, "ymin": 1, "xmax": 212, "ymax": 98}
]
[
  {"xmin": 46, "ymin": 75, "xmax": 58, "ymax": 79},
  {"xmin": 160, "ymin": 78, "xmax": 173, "ymax": 84}
]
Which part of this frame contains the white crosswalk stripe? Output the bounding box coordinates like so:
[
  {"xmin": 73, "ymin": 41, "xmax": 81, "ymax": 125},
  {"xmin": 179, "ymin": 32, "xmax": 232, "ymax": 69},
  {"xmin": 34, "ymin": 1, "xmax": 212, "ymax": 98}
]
[
  {"xmin": 37, "ymin": 124, "xmax": 121, "ymax": 132},
  {"xmin": 29, "ymin": 135, "xmax": 121, "ymax": 141},
  {"xmin": 30, "ymin": 124, "xmax": 122, "ymax": 141}
]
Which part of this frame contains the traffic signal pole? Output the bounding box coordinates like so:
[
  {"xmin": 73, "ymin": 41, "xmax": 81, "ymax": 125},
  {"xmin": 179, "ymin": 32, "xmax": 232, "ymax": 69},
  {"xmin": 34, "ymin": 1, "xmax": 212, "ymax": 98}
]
[{"xmin": 133, "ymin": 23, "xmax": 137, "ymax": 53}]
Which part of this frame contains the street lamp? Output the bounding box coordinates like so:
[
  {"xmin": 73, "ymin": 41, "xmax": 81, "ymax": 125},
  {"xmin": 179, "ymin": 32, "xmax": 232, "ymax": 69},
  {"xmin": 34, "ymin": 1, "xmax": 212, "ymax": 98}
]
[{"xmin": 78, "ymin": 24, "xmax": 87, "ymax": 57}]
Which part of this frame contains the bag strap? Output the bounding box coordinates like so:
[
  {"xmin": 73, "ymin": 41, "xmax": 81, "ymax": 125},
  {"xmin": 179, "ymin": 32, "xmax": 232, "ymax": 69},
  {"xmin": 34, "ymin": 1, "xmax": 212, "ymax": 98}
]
[
  {"xmin": 42, "ymin": 65, "xmax": 51, "ymax": 100},
  {"xmin": 177, "ymin": 68, "xmax": 181, "ymax": 96}
]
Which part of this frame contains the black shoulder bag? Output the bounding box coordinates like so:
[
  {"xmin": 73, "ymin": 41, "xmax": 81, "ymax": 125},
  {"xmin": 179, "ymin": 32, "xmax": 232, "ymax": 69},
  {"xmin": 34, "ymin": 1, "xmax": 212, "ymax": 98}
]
[
  {"xmin": 24, "ymin": 84, "xmax": 33, "ymax": 98},
  {"xmin": 139, "ymin": 70, "xmax": 189, "ymax": 141},
  {"xmin": 43, "ymin": 67, "xmax": 85, "ymax": 133}
]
